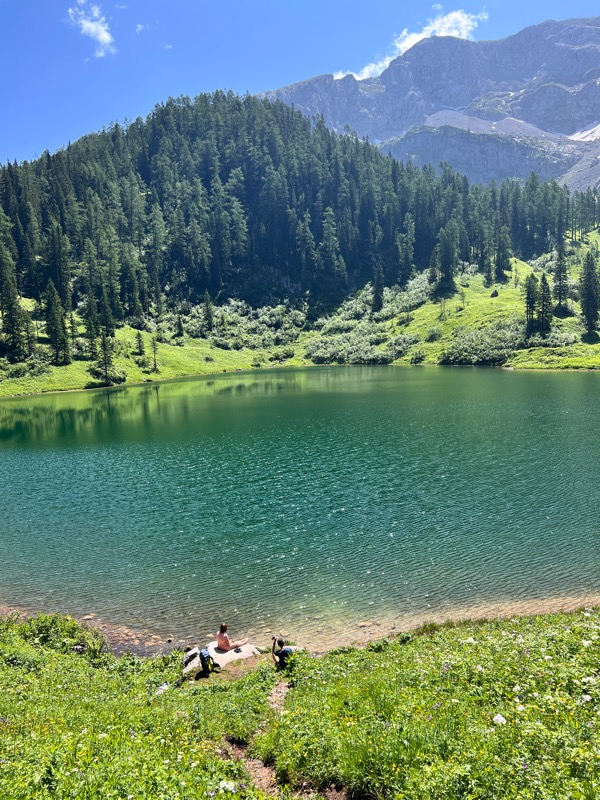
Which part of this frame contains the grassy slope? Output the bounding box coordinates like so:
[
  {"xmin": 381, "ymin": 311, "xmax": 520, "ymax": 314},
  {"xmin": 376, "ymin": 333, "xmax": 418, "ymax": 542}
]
[
  {"xmin": 2, "ymin": 232, "xmax": 600, "ymax": 398},
  {"xmin": 2, "ymin": 610, "xmax": 600, "ymax": 798}
]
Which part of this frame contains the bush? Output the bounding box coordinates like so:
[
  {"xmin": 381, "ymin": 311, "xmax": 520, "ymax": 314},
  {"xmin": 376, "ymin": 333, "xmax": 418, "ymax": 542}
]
[
  {"xmin": 440, "ymin": 321, "xmax": 525, "ymax": 366},
  {"xmin": 425, "ymin": 325, "xmax": 442, "ymax": 342}
]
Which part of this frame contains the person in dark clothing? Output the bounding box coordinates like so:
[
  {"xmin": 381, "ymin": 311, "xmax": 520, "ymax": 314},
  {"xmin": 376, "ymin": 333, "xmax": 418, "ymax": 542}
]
[{"xmin": 271, "ymin": 636, "xmax": 293, "ymax": 668}]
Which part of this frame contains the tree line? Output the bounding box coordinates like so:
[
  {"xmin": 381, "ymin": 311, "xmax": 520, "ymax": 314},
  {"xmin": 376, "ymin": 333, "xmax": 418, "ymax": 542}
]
[{"xmin": 0, "ymin": 90, "xmax": 598, "ymax": 365}]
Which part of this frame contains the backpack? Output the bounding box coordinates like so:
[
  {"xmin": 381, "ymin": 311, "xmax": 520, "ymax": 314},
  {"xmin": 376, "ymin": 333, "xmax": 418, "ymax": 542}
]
[{"xmin": 198, "ymin": 648, "xmax": 221, "ymax": 678}]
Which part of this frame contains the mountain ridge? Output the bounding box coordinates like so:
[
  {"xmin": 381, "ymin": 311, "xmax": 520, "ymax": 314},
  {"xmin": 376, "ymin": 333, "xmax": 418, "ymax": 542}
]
[{"xmin": 261, "ymin": 16, "xmax": 600, "ymax": 189}]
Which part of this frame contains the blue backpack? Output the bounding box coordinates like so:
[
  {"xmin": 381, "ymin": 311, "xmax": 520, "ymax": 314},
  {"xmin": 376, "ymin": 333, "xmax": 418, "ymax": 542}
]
[{"xmin": 199, "ymin": 648, "xmax": 220, "ymax": 677}]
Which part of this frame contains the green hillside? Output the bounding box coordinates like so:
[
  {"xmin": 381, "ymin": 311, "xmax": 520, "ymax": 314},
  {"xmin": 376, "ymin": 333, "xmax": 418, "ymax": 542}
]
[
  {"xmin": 1, "ymin": 610, "xmax": 599, "ymax": 798},
  {"xmin": 1, "ymin": 91, "xmax": 599, "ymax": 396}
]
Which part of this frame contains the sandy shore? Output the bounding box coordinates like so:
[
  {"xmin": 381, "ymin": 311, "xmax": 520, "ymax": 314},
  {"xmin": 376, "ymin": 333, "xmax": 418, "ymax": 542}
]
[{"xmin": 2, "ymin": 593, "xmax": 600, "ymax": 658}]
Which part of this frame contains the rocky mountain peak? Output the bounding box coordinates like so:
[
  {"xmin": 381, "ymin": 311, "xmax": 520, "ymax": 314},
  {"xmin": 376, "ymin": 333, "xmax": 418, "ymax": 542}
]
[{"xmin": 260, "ymin": 16, "xmax": 600, "ymax": 189}]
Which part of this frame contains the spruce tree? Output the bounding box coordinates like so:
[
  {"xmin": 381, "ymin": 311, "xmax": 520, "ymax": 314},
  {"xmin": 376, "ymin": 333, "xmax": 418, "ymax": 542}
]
[
  {"xmin": 0, "ymin": 243, "xmax": 24, "ymax": 354},
  {"xmin": 553, "ymin": 241, "xmax": 569, "ymax": 312},
  {"xmin": 203, "ymin": 290, "xmax": 214, "ymax": 333},
  {"xmin": 580, "ymin": 250, "xmax": 599, "ymax": 333},
  {"xmin": 524, "ymin": 273, "xmax": 539, "ymax": 336},
  {"xmin": 43, "ymin": 279, "xmax": 70, "ymax": 364},
  {"xmin": 537, "ymin": 272, "xmax": 553, "ymax": 336},
  {"xmin": 495, "ymin": 226, "xmax": 512, "ymax": 282},
  {"xmin": 372, "ymin": 263, "xmax": 384, "ymax": 313}
]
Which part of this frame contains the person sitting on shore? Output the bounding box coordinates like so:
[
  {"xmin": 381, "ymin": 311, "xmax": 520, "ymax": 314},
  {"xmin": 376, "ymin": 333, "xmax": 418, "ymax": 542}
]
[
  {"xmin": 271, "ymin": 636, "xmax": 293, "ymax": 669},
  {"xmin": 216, "ymin": 623, "xmax": 248, "ymax": 651}
]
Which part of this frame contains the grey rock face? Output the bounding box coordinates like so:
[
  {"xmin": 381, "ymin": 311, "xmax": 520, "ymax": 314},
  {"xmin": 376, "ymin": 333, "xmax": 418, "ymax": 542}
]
[{"xmin": 261, "ymin": 17, "xmax": 600, "ymax": 188}]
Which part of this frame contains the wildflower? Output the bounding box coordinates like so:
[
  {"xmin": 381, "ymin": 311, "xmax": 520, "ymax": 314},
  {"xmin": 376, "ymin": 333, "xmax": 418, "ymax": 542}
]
[
  {"xmin": 513, "ymin": 685, "xmax": 521, "ymax": 693},
  {"xmin": 582, "ymin": 640, "xmax": 593, "ymax": 647},
  {"xmin": 493, "ymin": 714, "xmax": 507, "ymax": 725},
  {"xmin": 517, "ymin": 705, "xmax": 525, "ymax": 712},
  {"xmin": 219, "ymin": 780, "xmax": 236, "ymax": 792},
  {"xmin": 581, "ymin": 695, "xmax": 592, "ymax": 703}
]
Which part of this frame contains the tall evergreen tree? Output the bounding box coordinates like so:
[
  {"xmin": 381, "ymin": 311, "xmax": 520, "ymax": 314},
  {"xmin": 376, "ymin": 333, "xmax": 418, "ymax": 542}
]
[
  {"xmin": 537, "ymin": 272, "xmax": 553, "ymax": 336},
  {"xmin": 495, "ymin": 226, "xmax": 512, "ymax": 282},
  {"xmin": 553, "ymin": 240, "xmax": 569, "ymax": 312},
  {"xmin": 372, "ymin": 263, "xmax": 384, "ymax": 313},
  {"xmin": 43, "ymin": 279, "xmax": 70, "ymax": 364},
  {"xmin": 524, "ymin": 273, "xmax": 539, "ymax": 336},
  {"xmin": 0, "ymin": 242, "xmax": 24, "ymax": 354},
  {"xmin": 580, "ymin": 250, "xmax": 599, "ymax": 333}
]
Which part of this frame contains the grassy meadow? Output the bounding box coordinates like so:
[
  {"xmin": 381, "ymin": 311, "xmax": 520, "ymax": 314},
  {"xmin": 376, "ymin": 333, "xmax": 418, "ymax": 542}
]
[
  {"xmin": 1, "ymin": 610, "xmax": 600, "ymax": 798},
  {"xmin": 1, "ymin": 232, "xmax": 599, "ymax": 398}
]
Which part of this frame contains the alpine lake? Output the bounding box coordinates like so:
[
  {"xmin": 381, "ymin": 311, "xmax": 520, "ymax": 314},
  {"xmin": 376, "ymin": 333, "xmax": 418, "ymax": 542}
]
[{"xmin": 2, "ymin": 366, "xmax": 599, "ymax": 653}]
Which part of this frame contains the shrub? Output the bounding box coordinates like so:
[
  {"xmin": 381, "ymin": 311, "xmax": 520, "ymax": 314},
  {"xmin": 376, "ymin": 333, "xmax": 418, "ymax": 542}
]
[
  {"xmin": 425, "ymin": 325, "xmax": 442, "ymax": 342},
  {"xmin": 440, "ymin": 321, "xmax": 525, "ymax": 366}
]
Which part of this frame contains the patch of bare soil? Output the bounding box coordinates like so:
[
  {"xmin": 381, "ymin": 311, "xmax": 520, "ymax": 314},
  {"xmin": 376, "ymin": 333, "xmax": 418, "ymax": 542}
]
[
  {"xmin": 268, "ymin": 679, "xmax": 290, "ymax": 712},
  {"xmin": 227, "ymin": 742, "xmax": 279, "ymax": 796},
  {"xmin": 222, "ymin": 680, "xmax": 349, "ymax": 799}
]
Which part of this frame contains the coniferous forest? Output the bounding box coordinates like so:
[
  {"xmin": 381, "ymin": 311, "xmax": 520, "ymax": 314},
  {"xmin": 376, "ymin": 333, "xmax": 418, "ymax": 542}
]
[{"xmin": 0, "ymin": 91, "xmax": 598, "ymax": 373}]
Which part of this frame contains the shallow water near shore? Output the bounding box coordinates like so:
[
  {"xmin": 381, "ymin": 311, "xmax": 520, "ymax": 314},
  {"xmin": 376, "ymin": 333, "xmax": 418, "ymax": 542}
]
[{"xmin": 2, "ymin": 366, "xmax": 600, "ymax": 652}]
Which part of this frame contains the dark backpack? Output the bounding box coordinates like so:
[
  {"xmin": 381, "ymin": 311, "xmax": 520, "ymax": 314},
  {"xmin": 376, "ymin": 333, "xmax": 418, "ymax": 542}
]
[{"xmin": 198, "ymin": 648, "xmax": 220, "ymax": 678}]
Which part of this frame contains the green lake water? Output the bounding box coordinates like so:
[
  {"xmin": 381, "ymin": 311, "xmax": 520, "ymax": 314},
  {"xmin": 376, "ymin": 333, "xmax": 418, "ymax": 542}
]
[{"xmin": 1, "ymin": 366, "xmax": 599, "ymax": 650}]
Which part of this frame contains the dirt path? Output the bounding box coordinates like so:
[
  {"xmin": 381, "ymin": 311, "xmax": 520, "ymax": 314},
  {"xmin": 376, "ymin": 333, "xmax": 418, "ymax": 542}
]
[{"xmin": 224, "ymin": 680, "xmax": 348, "ymax": 799}]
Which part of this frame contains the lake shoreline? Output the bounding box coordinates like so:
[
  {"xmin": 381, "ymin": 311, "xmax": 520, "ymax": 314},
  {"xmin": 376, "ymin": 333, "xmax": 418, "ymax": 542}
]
[
  {"xmin": 3, "ymin": 358, "xmax": 600, "ymax": 402},
  {"xmin": 3, "ymin": 593, "xmax": 599, "ymax": 658}
]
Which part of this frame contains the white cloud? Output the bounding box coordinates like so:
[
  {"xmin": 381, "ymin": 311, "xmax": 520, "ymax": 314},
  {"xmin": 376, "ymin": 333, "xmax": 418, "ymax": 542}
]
[
  {"xmin": 432, "ymin": 3, "xmax": 443, "ymax": 10},
  {"xmin": 164, "ymin": 43, "xmax": 173, "ymax": 50},
  {"xmin": 334, "ymin": 9, "xmax": 488, "ymax": 81},
  {"xmin": 68, "ymin": 1, "xmax": 116, "ymax": 58},
  {"xmin": 135, "ymin": 23, "xmax": 146, "ymax": 34}
]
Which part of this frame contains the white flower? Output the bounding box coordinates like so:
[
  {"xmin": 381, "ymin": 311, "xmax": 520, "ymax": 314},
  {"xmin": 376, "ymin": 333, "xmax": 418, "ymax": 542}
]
[
  {"xmin": 493, "ymin": 713, "xmax": 507, "ymax": 725},
  {"xmin": 517, "ymin": 705, "xmax": 526, "ymax": 712},
  {"xmin": 219, "ymin": 780, "xmax": 236, "ymax": 792},
  {"xmin": 513, "ymin": 685, "xmax": 521, "ymax": 693},
  {"xmin": 583, "ymin": 640, "xmax": 593, "ymax": 647},
  {"xmin": 581, "ymin": 695, "xmax": 593, "ymax": 703}
]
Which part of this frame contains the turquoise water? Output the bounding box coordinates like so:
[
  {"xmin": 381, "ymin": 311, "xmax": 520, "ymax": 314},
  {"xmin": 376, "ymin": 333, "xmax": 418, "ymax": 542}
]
[{"xmin": 1, "ymin": 366, "xmax": 599, "ymax": 650}]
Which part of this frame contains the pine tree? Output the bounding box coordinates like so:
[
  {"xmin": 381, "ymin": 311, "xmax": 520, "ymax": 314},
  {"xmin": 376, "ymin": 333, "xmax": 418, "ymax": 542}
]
[
  {"xmin": 136, "ymin": 330, "xmax": 145, "ymax": 356},
  {"xmin": 553, "ymin": 240, "xmax": 569, "ymax": 312},
  {"xmin": 151, "ymin": 335, "xmax": 159, "ymax": 372},
  {"xmin": 537, "ymin": 272, "xmax": 553, "ymax": 336},
  {"xmin": 203, "ymin": 290, "xmax": 214, "ymax": 333},
  {"xmin": 97, "ymin": 330, "xmax": 115, "ymax": 384},
  {"xmin": 580, "ymin": 250, "xmax": 599, "ymax": 333},
  {"xmin": 372, "ymin": 263, "xmax": 384, "ymax": 313},
  {"xmin": 524, "ymin": 273, "xmax": 539, "ymax": 336},
  {"xmin": 0, "ymin": 242, "xmax": 24, "ymax": 354},
  {"xmin": 495, "ymin": 226, "xmax": 512, "ymax": 282},
  {"xmin": 44, "ymin": 279, "xmax": 70, "ymax": 364}
]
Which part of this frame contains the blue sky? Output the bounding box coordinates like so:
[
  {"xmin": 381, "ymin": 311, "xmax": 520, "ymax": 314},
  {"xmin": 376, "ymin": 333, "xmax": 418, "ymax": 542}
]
[{"xmin": 3, "ymin": 1, "xmax": 599, "ymax": 163}]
